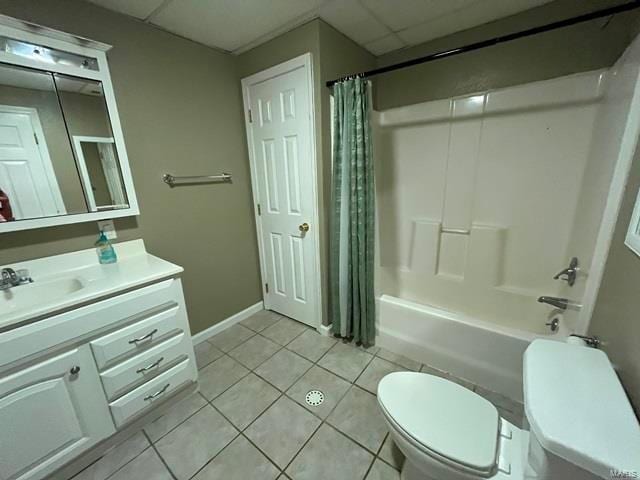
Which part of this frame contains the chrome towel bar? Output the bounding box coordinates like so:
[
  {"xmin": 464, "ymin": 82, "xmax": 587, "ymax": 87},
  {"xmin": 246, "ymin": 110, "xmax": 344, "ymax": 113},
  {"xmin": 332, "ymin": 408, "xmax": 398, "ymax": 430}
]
[{"xmin": 163, "ymin": 173, "xmax": 232, "ymax": 186}]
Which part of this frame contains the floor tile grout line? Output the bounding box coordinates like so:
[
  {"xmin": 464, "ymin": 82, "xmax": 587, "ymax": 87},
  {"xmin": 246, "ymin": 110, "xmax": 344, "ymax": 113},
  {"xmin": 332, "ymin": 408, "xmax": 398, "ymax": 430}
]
[
  {"xmin": 318, "ymin": 422, "xmax": 381, "ymax": 475},
  {"xmin": 210, "ymin": 395, "xmax": 284, "ymax": 472},
  {"xmin": 322, "ymin": 392, "xmax": 391, "ymax": 458},
  {"xmin": 312, "ymin": 357, "xmax": 370, "ymax": 386},
  {"xmin": 222, "ymin": 313, "xmax": 493, "ymax": 394},
  {"xmin": 372, "ymin": 432, "xmax": 403, "ymax": 472},
  {"xmin": 144, "ymin": 392, "xmax": 210, "ymax": 445},
  {"xmin": 143, "ymin": 430, "xmax": 179, "ymax": 480},
  {"xmin": 282, "ymin": 335, "xmax": 337, "ymax": 364},
  {"xmin": 255, "ymin": 321, "xmax": 313, "ymax": 349},
  {"xmin": 177, "ymin": 369, "xmax": 393, "ymax": 475},
  {"xmin": 196, "ymin": 400, "xmax": 282, "ymax": 477},
  {"xmin": 352, "ymin": 348, "xmax": 378, "ymax": 386},
  {"xmin": 80, "ymin": 318, "xmax": 390, "ymax": 480},
  {"xmin": 205, "ymin": 329, "xmax": 386, "ymax": 470},
  {"xmin": 250, "ymin": 354, "xmax": 315, "ymax": 395},
  {"xmin": 283, "ymin": 355, "xmax": 387, "ymax": 458},
  {"xmin": 376, "ymin": 455, "xmax": 401, "ymax": 473},
  {"xmin": 313, "ymin": 336, "xmax": 342, "ymax": 365},
  {"xmin": 227, "ymin": 340, "xmax": 285, "ymax": 371},
  {"xmin": 225, "ymin": 388, "xmax": 284, "ymax": 435},
  {"xmin": 84, "ymin": 439, "xmax": 153, "ymax": 480},
  {"xmin": 278, "ymin": 415, "xmax": 325, "ymax": 475},
  {"xmin": 196, "ymin": 349, "xmax": 521, "ymax": 475},
  {"xmin": 196, "ymin": 316, "xmax": 464, "ymax": 476},
  {"xmin": 200, "ymin": 351, "xmax": 289, "ymax": 406},
  {"xmin": 180, "ymin": 426, "xmax": 243, "ymax": 480},
  {"xmin": 376, "ymin": 432, "xmax": 390, "ymax": 457},
  {"xmin": 199, "ymin": 374, "xmax": 252, "ymax": 407},
  {"xmin": 238, "ymin": 431, "xmax": 284, "ymax": 474},
  {"xmin": 362, "ymin": 454, "xmax": 378, "ymax": 480}
]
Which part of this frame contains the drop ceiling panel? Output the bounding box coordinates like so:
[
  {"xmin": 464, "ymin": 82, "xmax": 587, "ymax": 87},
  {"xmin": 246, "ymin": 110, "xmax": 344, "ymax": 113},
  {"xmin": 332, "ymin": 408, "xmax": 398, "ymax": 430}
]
[
  {"xmin": 84, "ymin": 0, "xmax": 558, "ymax": 56},
  {"xmin": 397, "ymin": 0, "xmax": 554, "ymax": 46},
  {"xmin": 150, "ymin": 0, "xmax": 323, "ymax": 52},
  {"xmin": 87, "ymin": 0, "xmax": 166, "ymax": 20},
  {"xmin": 361, "ymin": 0, "xmax": 478, "ymax": 31},
  {"xmin": 320, "ymin": 0, "xmax": 390, "ymax": 44},
  {"xmin": 364, "ymin": 34, "xmax": 405, "ymax": 56}
]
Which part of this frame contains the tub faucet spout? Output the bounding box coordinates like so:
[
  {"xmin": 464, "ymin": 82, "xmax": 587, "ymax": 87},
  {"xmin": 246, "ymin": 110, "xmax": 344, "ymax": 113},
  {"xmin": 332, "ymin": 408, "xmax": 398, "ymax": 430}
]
[{"xmin": 538, "ymin": 296, "xmax": 568, "ymax": 310}]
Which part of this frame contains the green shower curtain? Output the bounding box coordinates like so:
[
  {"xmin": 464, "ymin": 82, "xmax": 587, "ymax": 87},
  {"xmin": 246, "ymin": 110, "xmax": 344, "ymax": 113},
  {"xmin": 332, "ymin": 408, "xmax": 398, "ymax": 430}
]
[{"xmin": 329, "ymin": 77, "xmax": 375, "ymax": 347}]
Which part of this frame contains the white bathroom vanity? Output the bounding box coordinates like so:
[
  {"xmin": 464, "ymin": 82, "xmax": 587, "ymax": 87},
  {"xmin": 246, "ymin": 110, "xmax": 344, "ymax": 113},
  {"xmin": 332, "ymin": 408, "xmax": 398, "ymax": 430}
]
[{"xmin": 0, "ymin": 240, "xmax": 198, "ymax": 480}]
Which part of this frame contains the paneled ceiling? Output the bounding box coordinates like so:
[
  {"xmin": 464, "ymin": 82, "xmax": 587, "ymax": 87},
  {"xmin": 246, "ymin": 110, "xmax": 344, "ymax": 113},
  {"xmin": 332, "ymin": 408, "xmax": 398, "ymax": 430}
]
[{"xmin": 87, "ymin": 0, "xmax": 554, "ymax": 56}]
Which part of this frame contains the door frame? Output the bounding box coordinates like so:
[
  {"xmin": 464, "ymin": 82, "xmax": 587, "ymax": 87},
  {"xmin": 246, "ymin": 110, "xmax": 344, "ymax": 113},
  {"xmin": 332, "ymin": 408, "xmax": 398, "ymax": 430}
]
[
  {"xmin": 241, "ymin": 53, "xmax": 322, "ymax": 330},
  {"xmin": 0, "ymin": 104, "xmax": 67, "ymax": 215}
]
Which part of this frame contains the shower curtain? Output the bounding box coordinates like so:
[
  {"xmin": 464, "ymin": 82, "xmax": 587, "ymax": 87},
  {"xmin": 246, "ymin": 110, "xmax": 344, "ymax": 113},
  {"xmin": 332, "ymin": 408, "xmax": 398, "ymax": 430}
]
[{"xmin": 329, "ymin": 77, "xmax": 375, "ymax": 347}]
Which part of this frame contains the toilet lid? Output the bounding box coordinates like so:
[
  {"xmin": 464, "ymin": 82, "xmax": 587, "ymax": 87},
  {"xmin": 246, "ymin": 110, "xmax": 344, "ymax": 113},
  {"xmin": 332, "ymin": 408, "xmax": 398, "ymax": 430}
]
[{"xmin": 378, "ymin": 372, "xmax": 499, "ymax": 473}]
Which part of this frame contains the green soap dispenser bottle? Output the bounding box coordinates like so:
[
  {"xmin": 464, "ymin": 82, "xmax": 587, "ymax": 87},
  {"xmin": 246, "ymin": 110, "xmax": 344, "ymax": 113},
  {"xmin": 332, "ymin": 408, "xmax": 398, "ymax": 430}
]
[{"xmin": 95, "ymin": 231, "xmax": 117, "ymax": 264}]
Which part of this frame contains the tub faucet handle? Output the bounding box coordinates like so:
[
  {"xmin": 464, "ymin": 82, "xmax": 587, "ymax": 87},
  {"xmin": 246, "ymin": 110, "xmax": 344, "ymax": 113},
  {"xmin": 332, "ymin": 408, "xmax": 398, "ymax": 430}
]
[{"xmin": 553, "ymin": 257, "xmax": 579, "ymax": 286}]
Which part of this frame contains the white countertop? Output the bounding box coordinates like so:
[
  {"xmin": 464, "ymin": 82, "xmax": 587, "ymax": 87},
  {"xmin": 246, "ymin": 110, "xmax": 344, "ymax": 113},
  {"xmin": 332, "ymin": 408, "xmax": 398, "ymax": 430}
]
[{"xmin": 0, "ymin": 239, "xmax": 182, "ymax": 331}]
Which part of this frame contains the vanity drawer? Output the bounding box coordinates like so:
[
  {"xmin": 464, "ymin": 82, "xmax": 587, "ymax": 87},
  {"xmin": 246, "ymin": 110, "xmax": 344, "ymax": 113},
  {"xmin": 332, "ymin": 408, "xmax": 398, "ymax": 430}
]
[
  {"xmin": 100, "ymin": 332, "xmax": 191, "ymax": 400},
  {"xmin": 109, "ymin": 357, "xmax": 196, "ymax": 427},
  {"xmin": 91, "ymin": 305, "xmax": 182, "ymax": 369},
  {"xmin": 0, "ymin": 279, "xmax": 186, "ymax": 371}
]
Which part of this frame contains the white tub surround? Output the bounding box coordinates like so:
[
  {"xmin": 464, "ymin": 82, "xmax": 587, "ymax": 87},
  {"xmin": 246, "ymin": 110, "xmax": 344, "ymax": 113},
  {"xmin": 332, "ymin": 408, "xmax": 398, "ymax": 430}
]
[
  {"xmin": 0, "ymin": 240, "xmax": 197, "ymax": 480},
  {"xmin": 374, "ymin": 70, "xmax": 605, "ymax": 335}
]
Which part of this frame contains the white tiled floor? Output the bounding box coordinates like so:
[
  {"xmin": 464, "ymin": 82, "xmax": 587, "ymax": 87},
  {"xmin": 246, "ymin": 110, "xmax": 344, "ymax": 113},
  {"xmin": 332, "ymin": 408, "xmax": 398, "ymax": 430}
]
[{"xmin": 69, "ymin": 310, "xmax": 524, "ymax": 480}]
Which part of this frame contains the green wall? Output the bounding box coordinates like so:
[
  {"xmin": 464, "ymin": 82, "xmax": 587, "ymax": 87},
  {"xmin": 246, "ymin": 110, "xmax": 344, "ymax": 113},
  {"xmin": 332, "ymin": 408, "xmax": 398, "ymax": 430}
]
[
  {"xmin": 374, "ymin": 0, "xmax": 640, "ymax": 109},
  {"xmin": 0, "ymin": 0, "xmax": 262, "ymax": 335},
  {"xmin": 590, "ymin": 143, "xmax": 640, "ymax": 414}
]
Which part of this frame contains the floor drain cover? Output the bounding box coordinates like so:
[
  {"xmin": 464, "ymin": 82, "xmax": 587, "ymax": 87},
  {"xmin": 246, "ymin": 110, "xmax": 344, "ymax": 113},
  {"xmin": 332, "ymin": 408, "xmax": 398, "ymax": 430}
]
[{"xmin": 305, "ymin": 390, "xmax": 325, "ymax": 406}]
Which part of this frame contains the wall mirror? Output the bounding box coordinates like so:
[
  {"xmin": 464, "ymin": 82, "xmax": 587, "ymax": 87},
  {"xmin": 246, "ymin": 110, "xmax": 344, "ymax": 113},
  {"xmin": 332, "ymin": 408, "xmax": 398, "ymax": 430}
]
[{"xmin": 0, "ymin": 15, "xmax": 138, "ymax": 232}]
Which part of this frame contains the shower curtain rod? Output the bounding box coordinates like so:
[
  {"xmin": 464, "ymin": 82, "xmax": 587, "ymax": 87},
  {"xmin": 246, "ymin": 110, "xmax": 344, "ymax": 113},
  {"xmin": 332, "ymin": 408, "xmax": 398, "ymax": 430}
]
[{"xmin": 325, "ymin": 0, "xmax": 640, "ymax": 88}]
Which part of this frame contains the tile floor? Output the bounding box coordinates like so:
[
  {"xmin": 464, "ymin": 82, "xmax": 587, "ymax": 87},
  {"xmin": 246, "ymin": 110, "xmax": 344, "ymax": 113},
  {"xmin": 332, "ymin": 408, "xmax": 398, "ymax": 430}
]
[{"xmin": 69, "ymin": 310, "xmax": 524, "ymax": 480}]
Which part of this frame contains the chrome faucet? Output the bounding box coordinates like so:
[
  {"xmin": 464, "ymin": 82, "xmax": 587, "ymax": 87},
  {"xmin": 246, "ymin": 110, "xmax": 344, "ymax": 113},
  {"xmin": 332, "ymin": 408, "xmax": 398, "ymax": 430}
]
[
  {"xmin": 0, "ymin": 268, "xmax": 19, "ymax": 291},
  {"xmin": 553, "ymin": 257, "xmax": 579, "ymax": 286},
  {"xmin": 537, "ymin": 296, "xmax": 569, "ymax": 310},
  {"xmin": 0, "ymin": 268, "xmax": 31, "ymax": 291}
]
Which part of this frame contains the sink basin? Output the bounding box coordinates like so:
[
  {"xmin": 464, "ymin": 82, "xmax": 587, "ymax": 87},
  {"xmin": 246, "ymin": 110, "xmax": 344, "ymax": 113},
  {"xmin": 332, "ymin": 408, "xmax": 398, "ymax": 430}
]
[{"xmin": 1, "ymin": 277, "xmax": 86, "ymax": 312}]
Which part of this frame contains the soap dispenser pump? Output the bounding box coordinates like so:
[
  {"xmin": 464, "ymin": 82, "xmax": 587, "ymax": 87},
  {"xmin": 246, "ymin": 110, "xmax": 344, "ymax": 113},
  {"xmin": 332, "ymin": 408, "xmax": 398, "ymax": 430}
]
[{"xmin": 95, "ymin": 231, "xmax": 117, "ymax": 264}]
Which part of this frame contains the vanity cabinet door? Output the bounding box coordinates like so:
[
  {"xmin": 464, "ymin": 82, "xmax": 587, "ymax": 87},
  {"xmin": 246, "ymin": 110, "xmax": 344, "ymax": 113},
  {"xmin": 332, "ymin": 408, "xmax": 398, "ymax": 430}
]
[{"xmin": 0, "ymin": 345, "xmax": 115, "ymax": 480}]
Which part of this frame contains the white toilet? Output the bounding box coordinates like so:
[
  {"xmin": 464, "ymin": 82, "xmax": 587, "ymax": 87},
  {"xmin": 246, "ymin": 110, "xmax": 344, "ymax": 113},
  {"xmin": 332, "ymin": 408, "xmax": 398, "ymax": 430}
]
[{"xmin": 377, "ymin": 340, "xmax": 640, "ymax": 480}]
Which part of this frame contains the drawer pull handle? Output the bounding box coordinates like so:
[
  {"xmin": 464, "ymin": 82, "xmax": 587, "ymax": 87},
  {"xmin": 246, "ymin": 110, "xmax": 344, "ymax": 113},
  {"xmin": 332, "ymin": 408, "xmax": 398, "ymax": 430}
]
[
  {"xmin": 144, "ymin": 383, "xmax": 170, "ymax": 401},
  {"xmin": 129, "ymin": 328, "xmax": 158, "ymax": 345},
  {"xmin": 136, "ymin": 357, "xmax": 165, "ymax": 374}
]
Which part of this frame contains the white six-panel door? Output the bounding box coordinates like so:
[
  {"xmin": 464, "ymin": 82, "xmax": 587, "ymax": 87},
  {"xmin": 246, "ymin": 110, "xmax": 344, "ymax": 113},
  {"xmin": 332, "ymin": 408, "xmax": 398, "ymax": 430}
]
[
  {"xmin": 0, "ymin": 106, "xmax": 66, "ymax": 220},
  {"xmin": 243, "ymin": 54, "xmax": 320, "ymax": 328}
]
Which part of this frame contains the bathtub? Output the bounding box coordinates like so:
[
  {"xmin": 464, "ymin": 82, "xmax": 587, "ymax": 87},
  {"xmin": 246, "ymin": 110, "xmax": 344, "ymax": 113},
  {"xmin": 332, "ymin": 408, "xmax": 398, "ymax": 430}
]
[{"xmin": 376, "ymin": 295, "xmax": 567, "ymax": 402}]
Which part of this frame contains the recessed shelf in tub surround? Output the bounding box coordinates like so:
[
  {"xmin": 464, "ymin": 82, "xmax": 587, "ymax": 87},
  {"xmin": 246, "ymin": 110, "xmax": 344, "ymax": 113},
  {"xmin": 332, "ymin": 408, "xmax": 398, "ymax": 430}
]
[{"xmin": 0, "ymin": 239, "xmax": 182, "ymax": 330}]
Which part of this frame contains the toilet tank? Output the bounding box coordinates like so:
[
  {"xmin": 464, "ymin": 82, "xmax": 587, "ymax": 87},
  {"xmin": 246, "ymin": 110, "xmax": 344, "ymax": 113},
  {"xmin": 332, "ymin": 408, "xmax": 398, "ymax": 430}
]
[{"xmin": 523, "ymin": 340, "xmax": 640, "ymax": 480}]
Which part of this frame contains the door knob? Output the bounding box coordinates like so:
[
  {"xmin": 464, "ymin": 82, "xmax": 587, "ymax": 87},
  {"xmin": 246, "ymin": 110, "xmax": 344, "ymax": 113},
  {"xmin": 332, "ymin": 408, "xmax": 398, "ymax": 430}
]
[
  {"xmin": 70, "ymin": 366, "xmax": 81, "ymax": 375},
  {"xmin": 299, "ymin": 223, "xmax": 310, "ymax": 233}
]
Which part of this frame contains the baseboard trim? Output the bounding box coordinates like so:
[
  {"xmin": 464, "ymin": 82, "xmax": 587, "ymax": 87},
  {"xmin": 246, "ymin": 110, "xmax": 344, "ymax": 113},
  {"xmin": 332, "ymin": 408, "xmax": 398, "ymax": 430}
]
[
  {"xmin": 318, "ymin": 323, "xmax": 333, "ymax": 336},
  {"xmin": 192, "ymin": 301, "xmax": 264, "ymax": 344}
]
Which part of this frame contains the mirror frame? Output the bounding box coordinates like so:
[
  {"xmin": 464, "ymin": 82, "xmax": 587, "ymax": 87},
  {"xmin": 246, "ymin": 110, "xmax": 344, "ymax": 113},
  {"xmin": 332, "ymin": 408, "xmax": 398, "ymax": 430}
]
[
  {"xmin": 626, "ymin": 188, "xmax": 640, "ymax": 256},
  {"xmin": 0, "ymin": 14, "xmax": 139, "ymax": 233}
]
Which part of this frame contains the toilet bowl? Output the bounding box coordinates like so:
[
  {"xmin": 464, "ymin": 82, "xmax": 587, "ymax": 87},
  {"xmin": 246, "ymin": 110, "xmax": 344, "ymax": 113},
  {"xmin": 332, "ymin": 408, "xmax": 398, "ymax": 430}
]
[
  {"xmin": 377, "ymin": 372, "xmax": 524, "ymax": 480},
  {"xmin": 377, "ymin": 340, "xmax": 640, "ymax": 480}
]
